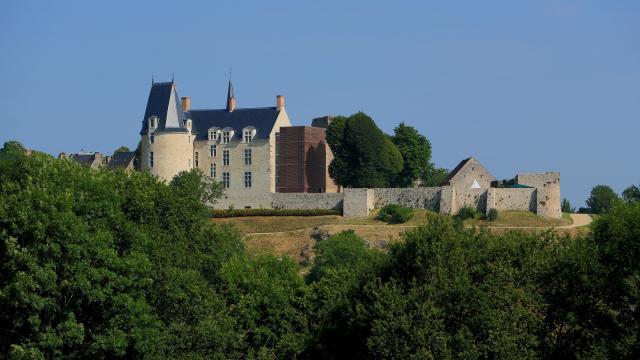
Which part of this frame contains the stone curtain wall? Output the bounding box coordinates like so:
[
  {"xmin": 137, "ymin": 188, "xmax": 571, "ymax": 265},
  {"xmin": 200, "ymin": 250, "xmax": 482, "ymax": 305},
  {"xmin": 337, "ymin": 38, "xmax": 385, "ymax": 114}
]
[
  {"xmin": 456, "ymin": 188, "xmax": 489, "ymax": 213},
  {"xmin": 271, "ymin": 193, "xmax": 344, "ymax": 210},
  {"xmin": 373, "ymin": 188, "xmax": 441, "ymax": 210},
  {"xmin": 209, "ymin": 178, "xmax": 557, "ymax": 218},
  {"xmin": 486, "ymin": 188, "xmax": 537, "ymax": 213}
]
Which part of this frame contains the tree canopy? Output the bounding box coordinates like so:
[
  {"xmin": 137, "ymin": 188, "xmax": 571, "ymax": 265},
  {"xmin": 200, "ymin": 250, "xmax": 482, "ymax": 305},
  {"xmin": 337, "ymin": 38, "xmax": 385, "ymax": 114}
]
[
  {"xmin": 390, "ymin": 122, "xmax": 432, "ymax": 187},
  {"xmin": 327, "ymin": 112, "xmax": 403, "ymax": 188},
  {"xmin": 586, "ymin": 184, "xmax": 619, "ymax": 214},
  {"xmin": 2, "ymin": 140, "xmax": 639, "ymax": 359}
]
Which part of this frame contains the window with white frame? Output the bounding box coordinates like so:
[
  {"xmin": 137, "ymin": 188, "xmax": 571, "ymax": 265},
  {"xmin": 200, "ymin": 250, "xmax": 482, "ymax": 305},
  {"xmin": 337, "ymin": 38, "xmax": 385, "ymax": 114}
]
[
  {"xmin": 244, "ymin": 171, "xmax": 252, "ymax": 188},
  {"xmin": 244, "ymin": 149, "xmax": 252, "ymax": 165},
  {"xmin": 210, "ymin": 163, "xmax": 216, "ymax": 178},
  {"xmin": 244, "ymin": 130, "xmax": 252, "ymax": 143},
  {"xmin": 223, "ymin": 150, "xmax": 230, "ymax": 166},
  {"xmin": 208, "ymin": 128, "xmax": 219, "ymax": 141},
  {"xmin": 222, "ymin": 172, "xmax": 230, "ymax": 188},
  {"xmin": 223, "ymin": 131, "xmax": 230, "ymax": 143},
  {"xmin": 210, "ymin": 144, "xmax": 216, "ymax": 157}
]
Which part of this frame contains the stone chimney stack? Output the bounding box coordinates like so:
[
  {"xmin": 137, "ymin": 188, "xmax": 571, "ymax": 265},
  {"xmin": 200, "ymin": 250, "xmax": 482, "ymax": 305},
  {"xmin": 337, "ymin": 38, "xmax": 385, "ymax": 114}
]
[
  {"xmin": 181, "ymin": 96, "xmax": 191, "ymax": 111},
  {"xmin": 276, "ymin": 95, "xmax": 285, "ymax": 110}
]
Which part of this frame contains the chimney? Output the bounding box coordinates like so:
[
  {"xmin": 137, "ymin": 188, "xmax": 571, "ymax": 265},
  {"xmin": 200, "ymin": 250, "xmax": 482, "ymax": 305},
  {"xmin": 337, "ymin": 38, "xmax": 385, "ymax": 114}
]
[
  {"xmin": 276, "ymin": 95, "xmax": 285, "ymax": 110},
  {"xmin": 181, "ymin": 96, "xmax": 191, "ymax": 111}
]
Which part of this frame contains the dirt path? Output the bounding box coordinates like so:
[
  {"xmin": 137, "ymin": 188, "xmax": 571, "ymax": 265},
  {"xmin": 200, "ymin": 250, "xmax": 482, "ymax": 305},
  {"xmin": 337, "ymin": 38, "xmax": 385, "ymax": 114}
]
[{"xmin": 557, "ymin": 214, "xmax": 592, "ymax": 229}]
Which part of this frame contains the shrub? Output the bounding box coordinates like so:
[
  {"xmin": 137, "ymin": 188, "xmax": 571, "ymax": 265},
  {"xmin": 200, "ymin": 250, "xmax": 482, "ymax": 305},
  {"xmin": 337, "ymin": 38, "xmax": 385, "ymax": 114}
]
[
  {"xmin": 457, "ymin": 206, "xmax": 477, "ymax": 220},
  {"xmin": 211, "ymin": 208, "xmax": 341, "ymax": 218},
  {"xmin": 378, "ymin": 204, "xmax": 414, "ymax": 224},
  {"xmin": 487, "ymin": 208, "xmax": 498, "ymax": 221}
]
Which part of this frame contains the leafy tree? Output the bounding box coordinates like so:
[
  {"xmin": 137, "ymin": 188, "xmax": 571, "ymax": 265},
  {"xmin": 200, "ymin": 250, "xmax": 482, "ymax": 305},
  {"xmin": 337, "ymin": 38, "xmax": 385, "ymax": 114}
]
[
  {"xmin": 113, "ymin": 146, "xmax": 130, "ymax": 154},
  {"xmin": 622, "ymin": 184, "xmax": 640, "ymax": 204},
  {"xmin": 391, "ymin": 123, "xmax": 432, "ymax": 187},
  {"xmin": 420, "ymin": 165, "xmax": 450, "ymax": 187},
  {"xmin": 586, "ymin": 185, "xmax": 619, "ymax": 214},
  {"xmin": 327, "ymin": 112, "xmax": 403, "ymax": 188},
  {"xmin": 561, "ymin": 198, "xmax": 575, "ymax": 213},
  {"xmin": 170, "ymin": 168, "xmax": 224, "ymax": 208}
]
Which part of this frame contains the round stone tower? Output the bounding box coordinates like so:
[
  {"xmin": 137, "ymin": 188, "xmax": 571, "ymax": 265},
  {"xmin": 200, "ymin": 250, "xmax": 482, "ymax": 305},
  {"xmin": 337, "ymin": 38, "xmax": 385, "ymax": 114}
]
[{"xmin": 139, "ymin": 81, "xmax": 193, "ymax": 182}]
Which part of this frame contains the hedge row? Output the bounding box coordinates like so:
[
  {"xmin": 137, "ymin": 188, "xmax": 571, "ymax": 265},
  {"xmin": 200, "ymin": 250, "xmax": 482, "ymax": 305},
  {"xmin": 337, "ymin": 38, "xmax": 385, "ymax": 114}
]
[{"xmin": 211, "ymin": 208, "xmax": 342, "ymax": 218}]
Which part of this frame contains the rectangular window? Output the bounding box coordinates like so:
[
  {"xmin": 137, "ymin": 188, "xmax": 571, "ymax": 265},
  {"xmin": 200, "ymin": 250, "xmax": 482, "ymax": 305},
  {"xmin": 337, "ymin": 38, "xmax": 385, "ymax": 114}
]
[
  {"xmin": 150, "ymin": 151, "xmax": 154, "ymax": 168},
  {"xmin": 223, "ymin": 172, "xmax": 230, "ymax": 188},
  {"xmin": 244, "ymin": 149, "xmax": 252, "ymax": 166},
  {"xmin": 210, "ymin": 163, "xmax": 216, "ymax": 178},
  {"xmin": 150, "ymin": 134, "xmax": 154, "ymax": 144},
  {"xmin": 194, "ymin": 152, "xmax": 199, "ymax": 167},
  {"xmin": 210, "ymin": 144, "xmax": 216, "ymax": 157},
  {"xmin": 244, "ymin": 171, "xmax": 252, "ymax": 188},
  {"xmin": 244, "ymin": 130, "xmax": 252, "ymax": 143},
  {"xmin": 223, "ymin": 150, "xmax": 230, "ymax": 166},
  {"xmin": 223, "ymin": 132, "xmax": 230, "ymax": 143}
]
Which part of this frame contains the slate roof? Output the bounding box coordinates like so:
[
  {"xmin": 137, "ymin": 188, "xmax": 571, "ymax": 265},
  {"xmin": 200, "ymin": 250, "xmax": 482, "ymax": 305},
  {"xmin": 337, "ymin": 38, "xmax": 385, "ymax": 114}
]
[
  {"xmin": 440, "ymin": 157, "xmax": 472, "ymax": 186},
  {"xmin": 72, "ymin": 154, "xmax": 98, "ymax": 166},
  {"xmin": 139, "ymin": 82, "xmax": 187, "ymax": 135},
  {"xmin": 108, "ymin": 151, "xmax": 136, "ymax": 170},
  {"xmin": 189, "ymin": 107, "xmax": 281, "ymax": 141}
]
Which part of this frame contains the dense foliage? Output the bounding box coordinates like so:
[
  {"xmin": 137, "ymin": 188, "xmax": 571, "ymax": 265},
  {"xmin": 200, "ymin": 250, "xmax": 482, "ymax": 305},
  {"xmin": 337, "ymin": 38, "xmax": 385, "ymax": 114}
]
[
  {"xmin": 586, "ymin": 184, "xmax": 619, "ymax": 214},
  {"xmin": 377, "ymin": 204, "xmax": 414, "ymax": 224},
  {"xmin": 622, "ymin": 184, "xmax": 640, "ymax": 204},
  {"xmin": 390, "ymin": 123, "xmax": 432, "ymax": 187},
  {"xmin": 1, "ymin": 142, "xmax": 639, "ymax": 359},
  {"xmin": 561, "ymin": 198, "xmax": 575, "ymax": 213},
  {"xmin": 326, "ymin": 112, "xmax": 403, "ymax": 188}
]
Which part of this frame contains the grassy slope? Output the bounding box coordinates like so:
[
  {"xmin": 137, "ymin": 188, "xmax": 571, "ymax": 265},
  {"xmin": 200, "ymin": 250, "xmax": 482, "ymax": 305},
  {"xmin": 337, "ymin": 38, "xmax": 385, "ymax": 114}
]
[
  {"xmin": 213, "ymin": 210, "xmax": 588, "ymax": 263},
  {"xmin": 464, "ymin": 211, "xmax": 573, "ymax": 228}
]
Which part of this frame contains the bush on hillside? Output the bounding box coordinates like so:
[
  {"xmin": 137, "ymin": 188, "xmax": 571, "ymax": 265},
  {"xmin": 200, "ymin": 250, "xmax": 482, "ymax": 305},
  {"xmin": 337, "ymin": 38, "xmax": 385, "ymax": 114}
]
[
  {"xmin": 456, "ymin": 206, "xmax": 478, "ymax": 220},
  {"xmin": 487, "ymin": 208, "xmax": 499, "ymax": 221},
  {"xmin": 377, "ymin": 204, "xmax": 414, "ymax": 224}
]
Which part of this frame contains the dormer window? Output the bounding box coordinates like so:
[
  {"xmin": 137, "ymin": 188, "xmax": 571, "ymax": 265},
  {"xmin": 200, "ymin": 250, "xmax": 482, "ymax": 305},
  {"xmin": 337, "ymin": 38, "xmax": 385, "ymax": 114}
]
[
  {"xmin": 243, "ymin": 126, "xmax": 256, "ymax": 143},
  {"xmin": 148, "ymin": 116, "xmax": 158, "ymax": 131},
  {"xmin": 208, "ymin": 127, "xmax": 220, "ymax": 141},
  {"xmin": 184, "ymin": 119, "xmax": 192, "ymax": 132},
  {"xmin": 222, "ymin": 127, "xmax": 234, "ymax": 144}
]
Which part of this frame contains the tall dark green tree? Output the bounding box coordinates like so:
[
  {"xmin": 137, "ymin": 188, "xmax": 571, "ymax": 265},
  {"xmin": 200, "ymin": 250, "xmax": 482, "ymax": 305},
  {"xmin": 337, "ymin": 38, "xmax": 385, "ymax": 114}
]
[
  {"xmin": 622, "ymin": 184, "xmax": 640, "ymax": 204},
  {"xmin": 586, "ymin": 185, "xmax": 619, "ymax": 214},
  {"xmin": 561, "ymin": 198, "xmax": 575, "ymax": 213},
  {"xmin": 391, "ymin": 122, "xmax": 432, "ymax": 187},
  {"xmin": 327, "ymin": 112, "xmax": 403, "ymax": 188}
]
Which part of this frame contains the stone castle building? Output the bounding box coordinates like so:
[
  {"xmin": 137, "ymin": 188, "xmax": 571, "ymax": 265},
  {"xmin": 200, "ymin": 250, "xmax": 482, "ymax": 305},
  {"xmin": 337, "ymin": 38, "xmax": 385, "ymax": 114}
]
[
  {"xmin": 137, "ymin": 80, "xmax": 560, "ymax": 218},
  {"xmin": 139, "ymin": 80, "xmax": 338, "ymax": 208}
]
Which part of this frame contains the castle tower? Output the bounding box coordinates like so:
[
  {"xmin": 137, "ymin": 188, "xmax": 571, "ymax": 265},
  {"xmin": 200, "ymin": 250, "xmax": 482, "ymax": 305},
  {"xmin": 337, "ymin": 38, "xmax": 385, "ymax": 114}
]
[{"xmin": 139, "ymin": 80, "xmax": 194, "ymax": 182}]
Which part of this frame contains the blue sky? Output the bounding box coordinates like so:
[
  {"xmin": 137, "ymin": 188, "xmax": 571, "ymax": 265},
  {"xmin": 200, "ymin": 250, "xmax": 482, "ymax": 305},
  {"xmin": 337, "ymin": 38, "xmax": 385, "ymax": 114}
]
[{"xmin": 1, "ymin": 0, "xmax": 638, "ymax": 207}]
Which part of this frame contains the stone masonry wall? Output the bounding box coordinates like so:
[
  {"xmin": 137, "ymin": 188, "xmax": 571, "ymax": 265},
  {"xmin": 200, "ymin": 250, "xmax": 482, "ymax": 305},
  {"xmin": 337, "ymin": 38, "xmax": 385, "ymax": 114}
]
[
  {"xmin": 373, "ymin": 188, "xmax": 441, "ymax": 210},
  {"xmin": 487, "ymin": 188, "xmax": 537, "ymax": 212},
  {"xmin": 271, "ymin": 193, "xmax": 344, "ymax": 210},
  {"xmin": 456, "ymin": 188, "xmax": 488, "ymax": 213}
]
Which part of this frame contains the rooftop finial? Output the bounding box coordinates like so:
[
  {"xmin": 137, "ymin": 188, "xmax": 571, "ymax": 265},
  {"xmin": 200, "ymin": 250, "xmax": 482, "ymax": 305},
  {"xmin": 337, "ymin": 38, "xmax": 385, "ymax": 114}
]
[
  {"xmin": 171, "ymin": 72, "xmax": 175, "ymax": 83},
  {"xmin": 151, "ymin": 73, "xmax": 154, "ymax": 85}
]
